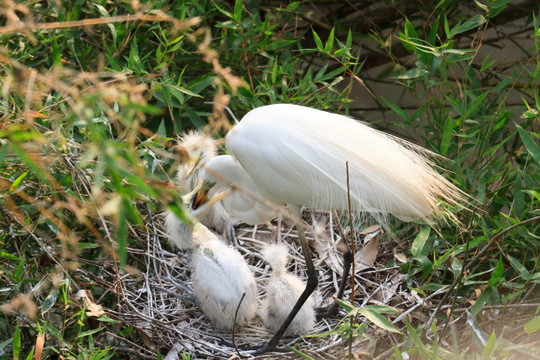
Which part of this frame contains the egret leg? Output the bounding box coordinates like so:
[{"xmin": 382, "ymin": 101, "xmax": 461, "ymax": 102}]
[{"xmin": 250, "ymin": 207, "xmax": 319, "ymax": 355}]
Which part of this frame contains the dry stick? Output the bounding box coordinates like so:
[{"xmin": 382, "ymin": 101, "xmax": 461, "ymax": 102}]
[
  {"xmin": 346, "ymin": 161, "xmax": 356, "ymax": 305},
  {"xmin": 0, "ymin": 13, "xmax": 200, "ymax": 35},
  {"xmin": 346, "ymin": 161, "xmax": 356, "ymax": 359},
  {"xmin": 424, "ymin": 215, "xmax": 540, "ymax": 335}
]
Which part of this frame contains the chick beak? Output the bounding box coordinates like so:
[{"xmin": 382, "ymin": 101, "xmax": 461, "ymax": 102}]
[
  {"xmin": 191, "ymin": 180, "xmax": 215, "ymax": 210},
  {"xmin": 186, "ymin": 154, "xmax": 203, "ymax": 178}
]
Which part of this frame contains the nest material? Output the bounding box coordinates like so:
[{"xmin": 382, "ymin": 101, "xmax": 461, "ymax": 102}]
[{"xmin": 93, "ymin": 207, "xmax": 417, "ymax": 359}]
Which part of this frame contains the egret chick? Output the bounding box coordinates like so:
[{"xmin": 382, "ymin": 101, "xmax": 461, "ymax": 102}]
[
  {"xmin": 190, "ymin": 223, "xmax": 257, "ymax": 330},
  {"xmin": 164, "ymin": 130, "xmax": 235, "ymax": 250},
  {"xmin": 261, "ymin": 244, "xmax": 315, "ymax": 336}
]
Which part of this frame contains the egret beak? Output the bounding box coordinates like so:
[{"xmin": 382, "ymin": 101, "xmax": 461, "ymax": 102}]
[
  {"xmin": 186, "ymin": 152, "xmax": 204, "ymax": 178},
  {"xmin": 191, "ymin": 179, "xmax": 216, "ymax": 210}
]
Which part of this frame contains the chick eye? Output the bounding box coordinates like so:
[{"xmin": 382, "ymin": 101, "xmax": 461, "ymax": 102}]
[{"xmin": 184, "ymin": 202, "xmax": 191, "ymax": 210}]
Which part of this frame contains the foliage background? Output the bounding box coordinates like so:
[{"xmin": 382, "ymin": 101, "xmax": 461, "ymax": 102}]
[{"xmin": 1, "ymin": 0, "xmax": 539, "ymax": 359}]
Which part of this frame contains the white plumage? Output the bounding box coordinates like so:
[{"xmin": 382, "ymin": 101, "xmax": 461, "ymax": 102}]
[
  {"xmin": 261, "ymin": 244, "xmax": 315, "ymax": 335},
  {"xmin": 200, "ymin": 104, "xmax": 463, "ymax": 225},
  {"xmin": 203, "ymin": 154, "xmax": 278, "ymax": 225},
  {"xmin": 164, "ymin": 130, "xmax": 235, "ymax": 250},
  {"xmin": 190, "ymin": 223, "xmax": 257, "ymax": 330}
]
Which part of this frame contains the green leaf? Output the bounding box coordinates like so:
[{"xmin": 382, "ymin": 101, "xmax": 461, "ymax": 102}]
[
  {"xmin": 513, "ymin": 172, "xmax": 524, "ymax": 216},
  {"xmin": 524, "ymin": 314, "xmax": 540, "ymax": 333},
  {"xmin": 396, "ymin": 68, "xmax": 429, "ymax": 79},
  {"xmin": 487, "ymin": 257, "xmax": 504, "ymax": 287},
  {"xmin": 363, "ymin": 305, "xmax": 401, "ymax": 315},
  {"xmin": 474, "ymin": 0, "xmax": 489, "ymax": 12},
  {"xmin": 25, "ymin": 349, "xmax": 34, "ymax": 360},
  {"xmin": 412, "ymin": 255, "xmax": 433, "ymax": 280},
  {"xmin": 411, "ymin": 227, "xmax": 431, "ymax": 257},
  {"xmin": 428, "ymin": 16, "xmax": 440, "ymax": 46},
  {"xmin": 471, "ymin": 287, "xmax": 493, "ymax": 317},
  {"xmin": 325, "ymin": 27, "xmax": 335, "ymax": 53},
  {"xmin": 393, "ymin": 346, "xmax": 404, "ymax": 359},
  {"xmin": 334, "ymin": 297, "xmax": 355, "ymax": 313},
  {"xmin": 0, "ymin": 251, "xmax": 22, "ymax": 261},
  {"xmin": 516, "ymin": 124, "xmax": 540, "ymax": 165},
  {"xmin": 76, "ymin": 327, "xmax": 106, "ymax": 339},
  {"xmin": 489, "ymin": 0, "xmax": 513, "ymax": 18},
  {"xmin": 441, "ymin": 115, "xmax": 453, "ymax": 155},
  {"xmin": 312, "ymin": 30, "xmax": 324, "ymax": 51},
  {"xmin": 42, "ymin": 289, "xmax": 59, "ymax": 314},
  {"xmin": 52, "ymin": 37, "xmax": 62, "ymax": 68},
  {"xmin": 266, "ymin": 39, "xmax": 297, "ymax": 51},
  {"xmin": 358, "ymin": 307, "xmax": 401, "ymax": 333},
  {"xmin": 13, "ymin": 324, "xmax": 20, "ymax": 360},
  {"xmin": 482, "ymin": 332, "xmax": 497, "ymax": 359},
  {"xmin": 404, "ymin": 319, "xmax": 430, "ymax": 358},
  {"xmin": 286, "ymin": 346, "xmax": 315, "ymax": 360},
  {"xmin": 346, "ymin": 29, "xmax": 352, "ymax": 49},
  {"xmin": 507, "ymin": 254, "xmax": 530, "ymax": 280},
  {"xmin": 450, "ymin": 15, "xmax": 487, "ymax": 38},
  {"xmin": 157, "ymin": 120, "xmax": 166, "ymax": 139},
  {"xmin": 233, "ymin": 0, "xmax": 243, "ymax": 21},
  {"xmin": 382, "ymin": 98, "xmax": 409, "ymax": 121},
  {"xmin": 0, "ymin": 338, "xmax": 13, "ymax": 352}
]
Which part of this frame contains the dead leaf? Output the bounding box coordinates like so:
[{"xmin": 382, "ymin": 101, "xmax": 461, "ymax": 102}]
[
  {"xmin": 35, "ymin": 333, "xmax": 44, "ymax": 360},
  {"xmin": 393, "ymin": 249, "xmax": 408, "ymax": 263},
  {"xmin": 355, "ymin": 229, "xmax": 382, "ymax": 270},
  {"xmin": 359, "ymin": 224, "xmax": 381, "ymax": 235},
  {"xmin": 474, "ymin": 288, "xmax": 482, "ymax": 298},
  {"xmin": 76, "ymin": 290, "xmax": 105, "ymax": 317},
  {"xmin": 23, "ymin": 110, "xmax": 49, "ymax": 119},
  {"xmin": 382, "ymin": 273, "xmax": 405, "ymax": 304},
  {"xmin": 139, "ymin": 328, "xmax": 156, "ymax": 350}
]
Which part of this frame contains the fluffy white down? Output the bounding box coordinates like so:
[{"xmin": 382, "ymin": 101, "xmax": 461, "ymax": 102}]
[
  {"xmin": 225, "ymin": 104, "xmax": 464, "ymax": 225},
  {"xmin": 191, "ymin": 223, "xmax": 257, "ymax": 330},
  {"xmin": 165, "ymin": 131, "xmax": 235, "ymax": 250},
  {"xmin": 261, "ymin": 244, "xmax": 315, "ymax": 335}
]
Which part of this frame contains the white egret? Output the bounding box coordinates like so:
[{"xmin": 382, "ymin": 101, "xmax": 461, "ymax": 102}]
[
  {"xmin": 261, "ymin": 244, "xmax": 315, "ymax": 336},
  {"xmin": 192, "ymin": 103, "xmax": 464, "ymax": 353},
  {"xmin": 164, "ymin": 130, "xmax": 235, "ymax": 250},
  {"xmin": 190, "ymin": 223, "xmax": 257, "ymax": 330},
  {"xmin": 201, "ymin": 154, "xmax": 279, "ymax": 225}
]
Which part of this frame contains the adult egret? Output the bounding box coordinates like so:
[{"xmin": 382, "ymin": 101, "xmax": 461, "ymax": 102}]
[
  {"xmin": 261, "ymin": 243, "xmax": 315, "ymax": 335},
  {"xmin": 164, "ymin": 130, "xmax": 235, "ymax": 250},
  {"xmin": 190, "ymin": 222, "xmax": 257, "ymax": 330},
  {"xmin": 201, "ymin": 154, "xmax": 279, "ymax": 225},
  {"xmin": 192, "ymin": 103, "xmax": 464, "ymax": 352}
]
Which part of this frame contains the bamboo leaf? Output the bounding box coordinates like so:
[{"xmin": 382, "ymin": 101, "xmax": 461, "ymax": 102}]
[
  {"xmin": 358, "ymin": 307, "xmax": 401, "ymax": 333},
  {"xmin": 516, "ymin": 124, "xmax": 540, "ymax": 165}
]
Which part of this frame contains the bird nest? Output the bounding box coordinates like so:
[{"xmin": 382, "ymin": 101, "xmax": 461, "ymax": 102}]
[{"xmin": 89, "ymin": 205, "xmax": 416, "ymax": 359}]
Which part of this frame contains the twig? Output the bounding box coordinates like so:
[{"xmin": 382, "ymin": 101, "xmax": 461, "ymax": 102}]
[{"xmin": 0, "ymin": 13, "xmax": 200, "ymax": 35}]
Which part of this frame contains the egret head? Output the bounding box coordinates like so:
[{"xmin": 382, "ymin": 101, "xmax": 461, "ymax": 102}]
[
  {"xmin": 175, "ymin": 130, "xmax": 218, "ymax": 193},
  {"xmin": 191, "ymin": 179, "xmax": 217, "ymax": 211}
]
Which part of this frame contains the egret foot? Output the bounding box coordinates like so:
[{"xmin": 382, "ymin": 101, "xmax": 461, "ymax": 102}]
[
  {"xmin": 245, "ymin": 343, "xmax": 289, "ymax": 355},
  {"xmin": 315, "ymin": 303, "xmax": 340, "ymax": 321}
]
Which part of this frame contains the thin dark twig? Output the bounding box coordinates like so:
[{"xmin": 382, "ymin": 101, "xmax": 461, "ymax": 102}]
[
  {"xmin": 346, "ymin": 161, "xmax": 356, "ymax": 359},
  {"xmin": 346, "ymin": 161, "xmax": 355, "ymax": 306}
]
